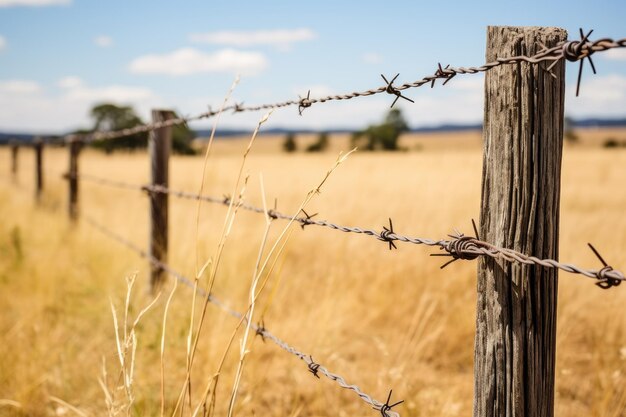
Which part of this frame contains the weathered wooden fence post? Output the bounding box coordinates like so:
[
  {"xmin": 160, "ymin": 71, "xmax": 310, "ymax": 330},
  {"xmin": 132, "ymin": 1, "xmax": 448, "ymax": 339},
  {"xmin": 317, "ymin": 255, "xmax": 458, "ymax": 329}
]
[
  {"xmin": 474, "ymin": 26, "xmax": 566, "ymax": 417},
  {"xmin": 149, "ymin": 110, "xmax": 174, "ymax": 292},
  {"xmin": 10, "ymin": 140, "xmax": 18, "ymax": 181},
  {"xmin": 68, "ymin": 137, "xmax": 82, "ymax": 221},
  {"xmin": 34, "ymin": 137, "xmax": 44, "ymax": 202}
]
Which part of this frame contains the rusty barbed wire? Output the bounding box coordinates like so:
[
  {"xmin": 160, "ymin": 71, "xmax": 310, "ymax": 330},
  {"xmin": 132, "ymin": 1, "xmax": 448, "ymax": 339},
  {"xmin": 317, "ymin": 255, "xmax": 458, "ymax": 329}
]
[
  {"xmin": 72, "ymin": 173, "xmax": 625, "ymax": 288},
  {"xmin": 83, "ymin": 215, "xmax": 401, "ymax": 417},
  {"xmin": 63, "ymin": 31, "xmax": 626, "ymax": 143},
  {"xmin": 142, "ymin": 184, "xmax": 626, "ymax": 288}
]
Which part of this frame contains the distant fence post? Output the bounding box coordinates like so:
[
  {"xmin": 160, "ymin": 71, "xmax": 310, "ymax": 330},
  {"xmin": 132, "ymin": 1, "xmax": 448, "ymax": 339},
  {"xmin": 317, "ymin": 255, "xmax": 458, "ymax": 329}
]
[
  {"xmin": 34, "ymin": 137, "xmax": 44, "ymax": 202},
  {"xmin": 68, "ymin": 137, "xmax": 83, "ymax": 221},
  {"xmin": 474, "ymin": 26, "xmax": 566, "ymax": 417},
  {"xmin": 149, "ymin": 109, "xmax": 174, "ymax": 293},
  {"xmin": 10, "ymin": 140, "xmax": 18, "ymax": 181}
]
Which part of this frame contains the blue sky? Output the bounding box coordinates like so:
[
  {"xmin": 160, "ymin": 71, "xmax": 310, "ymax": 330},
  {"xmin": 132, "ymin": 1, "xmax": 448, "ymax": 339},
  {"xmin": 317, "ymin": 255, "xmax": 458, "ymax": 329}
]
[{"xmin": 1, "ymin": 0, "xmax": 625, "ymax": 133}]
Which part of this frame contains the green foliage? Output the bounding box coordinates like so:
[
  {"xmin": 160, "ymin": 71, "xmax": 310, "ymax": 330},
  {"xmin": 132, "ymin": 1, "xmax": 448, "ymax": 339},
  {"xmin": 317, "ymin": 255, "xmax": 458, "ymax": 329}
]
[
  {"xmin": 87, "ymin": 104, "xmax": 196, "ymax": 154},
  {"xmin": 171, "ymin": 123, "xmax": 196, "ymax": 155},
  {"xmin": 89, "ymin": 104, "xmax": 148, "ymax": 153},
  {"xmin": 351, "ymin": 108, "xmax": 409, "ymax": 151},
  {"xmin": 283, "ymin": 133, "xmax": 297, "ymax": 153},
  {"xmin": 306, "ymin": 132, "xmax": 329, "ymax": 152}
]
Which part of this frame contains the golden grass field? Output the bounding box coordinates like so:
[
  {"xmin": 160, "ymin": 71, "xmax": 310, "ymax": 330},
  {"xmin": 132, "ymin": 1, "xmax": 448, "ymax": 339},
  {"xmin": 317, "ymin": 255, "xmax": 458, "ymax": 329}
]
[{"xmin": 0, "ymin": 128, "xmax": 625, "ymax": 417}]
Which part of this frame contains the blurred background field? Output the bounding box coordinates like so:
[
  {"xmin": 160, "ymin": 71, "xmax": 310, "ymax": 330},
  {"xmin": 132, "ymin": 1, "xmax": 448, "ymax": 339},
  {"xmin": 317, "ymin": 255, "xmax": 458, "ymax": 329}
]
[{"xmin": 0, "ymin": 128, "xmax": 625, "ymax": 417}]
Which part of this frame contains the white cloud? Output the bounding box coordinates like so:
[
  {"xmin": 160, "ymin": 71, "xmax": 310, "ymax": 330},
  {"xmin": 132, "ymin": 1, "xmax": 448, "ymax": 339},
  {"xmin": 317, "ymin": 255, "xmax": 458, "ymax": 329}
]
[
  {"xmin": 189, "ymin": 28, "xmax": 315, "ymax": 51},
  {"xmin": 566, "ymin": 74, "xmax": 626, "ymax": 118},
  {"xmin": 362, "ymin": 53, "xmax": 382, "ymax": 64},
  {"xmin": 94, "ymin": 35, "xmax": 113, "ymax": 48},
  {"xmin": 0, "ymin": 78, "xmax": 162, "ymax": 132},
  {"xmin": 0, "ymin": 35, "xmax": 6, "ymax": 50},
  {"xmin": 129, "ymin": 48, "xmax": 268, "ymax": 76},
  {"xmin": 0, "ymin": 79, "xmax": 41, "ymax": 94},
  {"xmin": 57, "ymin": 76, "xmax": 83, "ymax": 89},
  {"xmin": 602, "ymin": 48, "xmax": 626, "ymax": 61},
  {"xmin": 0, "ymin": 0, "xmax": 70, "ymax": 7},
  {"xmin": 64, "ymin": 84, "xmax": 155, "ymax": 103}
]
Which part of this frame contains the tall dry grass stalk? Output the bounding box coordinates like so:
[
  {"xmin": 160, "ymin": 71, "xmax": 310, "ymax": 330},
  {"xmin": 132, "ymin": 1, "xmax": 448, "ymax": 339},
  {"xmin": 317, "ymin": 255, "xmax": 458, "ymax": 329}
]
[
  {"xmin": 181, "ymin": 76, "xmax": 241, "ymax": 416},
  {"xmin": 225, "ymin": 147, "xmax": 356, "ymax": 417},
  {"xmin": 102, "ymin": 274, "xmax": 160, "ymax": 416},
  {"xmin": 172, "ymin": 110, "xmax": 271, "ymax": 416},
  {"xmin": 0, "ymin": 131, "xmax": 624, "ymax": 417}
]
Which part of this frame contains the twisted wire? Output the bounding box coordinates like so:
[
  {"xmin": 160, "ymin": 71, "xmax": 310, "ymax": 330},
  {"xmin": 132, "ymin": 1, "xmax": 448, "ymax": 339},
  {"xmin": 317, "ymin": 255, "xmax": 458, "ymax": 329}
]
[
  {"xmin": 83, "ymin": 216, "xmax": 396, "ymax": 416},
  {"xmin": 72, "ymin": 173, "xmax": 624, "ymax": 287},
  {"xmin": 142, "ymin": 184, "xmax": 626, "ymax": 286},
  {"xmin": 63, "ymin": 33, "xmax": 626, "ymax": 143}
]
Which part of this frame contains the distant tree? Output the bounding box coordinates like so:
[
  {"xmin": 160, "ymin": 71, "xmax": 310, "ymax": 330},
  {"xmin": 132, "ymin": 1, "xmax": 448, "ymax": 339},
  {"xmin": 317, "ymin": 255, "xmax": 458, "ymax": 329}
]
[
  {"xmin": 564, "ymin": 116, "xmax": 579, "ymax": 144},
  {"xmin": 385, "ymin": 108, "xmax": 409, "ymax": 133},
  {"xmin": 89, "ymin": 103, "xmax": 147, "ymax": 153},
  {"xmin": 171, "ymin": 122, "xmax": 196, "ymax": 155},
  {"xmin": 351, "ymin": 108, "xmax": 409, "ymax": 151},
  {"xmin": 283, "ymin": 133, "xmax": 297, "ymax": 152},
  {"xmin": 306, "ymin": 132, "xmax": 329, "ymax": 152},
  {"xmin": 86, "ymin": 104, "xmax": 196, "ymax": 154},
  {"xmin": 603, "ymin": 138, "xmax": 626, "ymax": 148}
]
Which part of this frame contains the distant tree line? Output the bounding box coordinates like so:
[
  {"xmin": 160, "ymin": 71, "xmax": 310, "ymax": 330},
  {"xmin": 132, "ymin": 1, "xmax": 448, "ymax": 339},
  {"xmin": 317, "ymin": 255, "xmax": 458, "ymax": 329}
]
[
  {"xmin": 351, "ymin": 108, "xmax": 408, "ymax": 151},
  {"xmin": 283, "ymin": 132, "xmax": 329, "ymax": 153},
  {"xmin": 282, "ymin": 108, "xmax": 410, "ymax": 153},
  {"xmin": 76, "ymin": 103, "xmax": 196, "ymax": 154}
]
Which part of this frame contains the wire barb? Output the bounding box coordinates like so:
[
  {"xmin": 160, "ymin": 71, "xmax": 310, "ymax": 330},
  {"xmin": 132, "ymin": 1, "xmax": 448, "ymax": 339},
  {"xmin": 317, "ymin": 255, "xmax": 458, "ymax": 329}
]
[
  {"xmin": 431, "ymin": 219, "xmax": 481, "ymax": 269},
  {"xmin": 377, "ymin": 390, "xmax": 403, "ymax": 417},
  {"xmin": 307, "ymin": 356, "xmax": 321, "ymax": 379},
  {"xmin": 298, "ymin": 90, "xmax": 312, "ymax": 115},
  {"xmin": 233, "ymin": 102, "xmax": 245, "ymax": 113},
  {"xmin": 381, "ymin": 74, "xmax": 414, "ymax": 108},
  {"xmin": 267, "ymin": 198, "xmax": 279, "ymax": 220},
  {"xmin": 568, "ymin": 28, "xmax": 597, "ymax": 97},
  {"xmin": 255, "ymin": 320, "xmax": 267, "ymax": 343},
  {"xmin": 432, "ymin": 63, "xmax": 455, "ymax": 87},
  {"xmin": 300, "ymin": 209, "xmax": 318, "ymax": 230},
  {"xmin": 379, "ymin": 218, "xmax": 398, "ymax": 250},
  {"xmin": 588, "ymin": 243, "xmax": 621, "ymax": 289}
]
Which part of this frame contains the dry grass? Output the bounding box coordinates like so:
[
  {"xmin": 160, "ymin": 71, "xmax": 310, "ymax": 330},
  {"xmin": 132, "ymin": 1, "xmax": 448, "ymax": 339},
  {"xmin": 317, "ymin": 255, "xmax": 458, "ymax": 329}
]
[{"xmin": 0, "ymin": 128, "xmax": 625, "ymax": 417}]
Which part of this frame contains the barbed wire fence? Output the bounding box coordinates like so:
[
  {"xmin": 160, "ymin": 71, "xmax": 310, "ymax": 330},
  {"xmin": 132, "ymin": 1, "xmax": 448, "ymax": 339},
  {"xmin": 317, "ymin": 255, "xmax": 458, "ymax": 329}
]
[
  {"xmin": 3, "ymin": 27, "xmax": 626, "ymax": 417},
  {"xmin": 71, "ymin": 173, "xmax": 624, "ymax": 288},
  {"xmin": 40, "ymin": 30, "xmax": 625, "ymax": 144}
]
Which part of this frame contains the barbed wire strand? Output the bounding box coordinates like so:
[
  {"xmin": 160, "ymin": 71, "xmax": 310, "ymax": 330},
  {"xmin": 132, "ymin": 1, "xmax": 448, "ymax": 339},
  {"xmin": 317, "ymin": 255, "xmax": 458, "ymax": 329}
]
[
  {"xmin": 148, "ymin": 184, "xmax": 626, "ymax": 288},
  {"xmin": 63, "ymin": 32, "xmax": 626, "ymax": 143},
  {"xmin": 71, "ymin": 173, "xmax": 624, "ymax": 288},
  {"xmin": 83, "ymin": 215, "xmax": 400, "ymax": 417}
]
